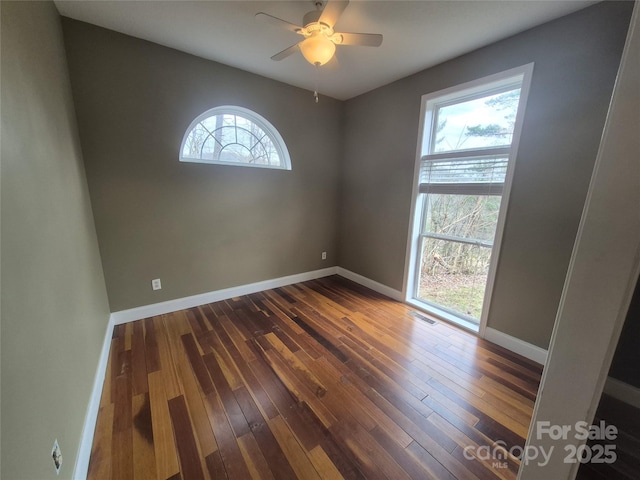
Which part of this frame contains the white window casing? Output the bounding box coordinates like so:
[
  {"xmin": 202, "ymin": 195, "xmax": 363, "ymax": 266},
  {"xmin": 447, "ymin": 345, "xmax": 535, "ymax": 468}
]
[{"xmin": 404, "ymin": 64, "xmax": 534, "ymax": 333}]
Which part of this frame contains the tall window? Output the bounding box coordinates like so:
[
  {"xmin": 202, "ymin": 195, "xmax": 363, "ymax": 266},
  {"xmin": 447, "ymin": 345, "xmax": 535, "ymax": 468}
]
[
  {"xmin": 407, "ymin": 65, "xmax": 532, "ymax": 330},
  {"xmin": 180, "ymin": 106, "xmax": 291, "ymax": 170}
]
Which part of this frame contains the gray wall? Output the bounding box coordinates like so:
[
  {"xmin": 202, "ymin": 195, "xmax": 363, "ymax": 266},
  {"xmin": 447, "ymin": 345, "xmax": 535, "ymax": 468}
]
[
  {"xmin": 1, "ymin": 2, "xmax": 111, "ymax": 479},
  {"xmin": 62, "ymin": 19, "xmax": 343, "ymax": 312},
  {"xmin": 338, "ymin": 1, "xmax": 633, "ymax": 349},
  {"xmin": 609, "ymin": 274, "xmax": 640, "ymax": 389}
]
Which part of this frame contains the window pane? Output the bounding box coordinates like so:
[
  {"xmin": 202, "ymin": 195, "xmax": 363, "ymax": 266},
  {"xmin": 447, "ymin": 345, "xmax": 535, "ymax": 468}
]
[
  {"xmin": 251, "ymin": 141, "xmax": 269, "ymax": 164},
  {"xmin": 220, "ymin": 144, "xmax": 252, "ymax": 163},
  {"xmin": 201, "ymin": 135, "xmax": 217, "ymax": 160},
  {"xmin": 422, "ymin": 194, "xmax": 502, "ymax": 243},
  {"xmin": 236, "ymin": 127, "xmax": 257, "ymax": 148},
  {"xmin": 417, "ymin": 237, "xmax": 491, "ymax": 321},
  {"xmin": 199, "ymin": 115, "xmax": 219, "ymax": 132},
  {"xmin": 182, "ymin": 124, "xmax": 208, "ymax": 158},
  {"xmin": 217, "ymin": 125, "xmax": 235, "ymax": 145},
  {"xmin": 433, "ymin": 88, "xmax": 520, "ymax": 153}
]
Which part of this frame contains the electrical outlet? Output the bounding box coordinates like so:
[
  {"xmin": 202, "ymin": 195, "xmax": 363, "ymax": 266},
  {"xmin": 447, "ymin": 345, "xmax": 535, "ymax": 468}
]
[
  {"xmin": 151, "ymin": 278, "xmax": 162, "ymax": 291},
  {"xmin": 321, "ymin": 251, "xmax": 327, "ymax": 260},
  {"xmin": 51, "ymin": 439, "xmax": 62, "ymax": 475}
]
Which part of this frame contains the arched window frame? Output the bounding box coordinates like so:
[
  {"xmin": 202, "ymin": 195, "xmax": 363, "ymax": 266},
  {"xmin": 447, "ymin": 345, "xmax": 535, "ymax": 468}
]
[{"xmin": 179, "ymin": 105, "xmax": 291, "ymax": 170}]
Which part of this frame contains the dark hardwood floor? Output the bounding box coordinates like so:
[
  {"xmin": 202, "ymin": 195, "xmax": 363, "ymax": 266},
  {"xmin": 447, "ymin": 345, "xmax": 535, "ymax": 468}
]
[
  {"xmin": 88, "ymin": 275, "xmax": 543, "ymax": 479},
  {"xmin": 576, "ymin": 394, "xmax": 640, "ymax": 480}
]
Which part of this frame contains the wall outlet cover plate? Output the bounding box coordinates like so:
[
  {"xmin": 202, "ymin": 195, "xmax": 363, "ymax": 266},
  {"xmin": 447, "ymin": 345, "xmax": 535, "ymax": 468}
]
[{"xmin": 51, "ymin": 439, "xmax": 62, "ymax": 475}]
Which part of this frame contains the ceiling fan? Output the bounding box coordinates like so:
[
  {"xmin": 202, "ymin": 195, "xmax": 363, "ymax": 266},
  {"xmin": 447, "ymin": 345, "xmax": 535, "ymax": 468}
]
[{"xmin": 256, "ymin": 0, "xmax": 383, "ymax": 67}]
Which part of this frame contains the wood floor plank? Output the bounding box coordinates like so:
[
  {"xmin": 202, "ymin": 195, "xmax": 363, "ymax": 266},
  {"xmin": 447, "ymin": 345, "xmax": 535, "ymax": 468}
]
[
  {"xmin": 148, "ymin": 370, "xmax": 180, "ymax": 479},
  {"xmin": 297, "ymin": 402, "xmax": 366, "ymax": 480},
  {"xmin": 268, "ymin": 415, "xmax": 322, "ymax": 480},
  {"xmin": 172, "ymin": 336, "xmax": 218, "ymax": 458},
  {"xmin": 233, "ymin": 385, "xmax": 298, "ymax": 480},
  {"xmin": 88, "ymin": 275, "xmax": 541, "ymax": 480},
  {"xmin": 245, "ymin": 342, "xmax": 331, "ymax": 453},
  {"xmin": 110, "ymin": 336, "xmax": 125, "ymax": 404},
  {"xmin": 202, "ymin": 388, "xmax": 253, "ymax": 480},
  {"xmin": 369, "ymin": 425, "xmax": 438, "ymax": 480},
  {"xmin": 124, "ymin": 321, "xmax": 133, "ymax": 351},
  {"xmin": 112, "ymin": 350, "xmax": 133, "ymax": 480},
  {"xmin": 132, "ymin": 393, "xmax": 157, "ymax": 480},
  {"xmin": 312, "ymin": 355, "xmax": 413, "ymax": 446},
  {"xmin": 428, "ymin": 412, "xmax": 518, "ymax": 480},
  {"xmin": 203, "ymin": 352, "xmax": 251, "ymax": 438},
  {"xmin": 217, "ymin": 312, "xmax": 257, "ymax": 362},
  {"xmin": 131, "ymin": 321, "xmax": 149, "ymax": 396},
  {"xmin": 260, "ymin": 332, "xmax": 328, "ymax": 400},
  {"xmin": 181, "ymin": 333, "xmax": 215, "ymax": 395},
  {"xmin": 406, "ymin": 441, "xmax": 459, "ymax": 480},
  {"xmin": 253, "ymin": 337, "xmax": 338, "ymax": 429},
  {"xmin": 237, "ymin": 433, "xmax": 276, "ymax": 480},
  {"xmin": 205, "ymin": 450, "xmax": 228, "ymax": 479},
  {"xmin": 87, "ymin": 403, "xmax": 114, "ymax": 480},
  {"xmin": 330, "ymin": 417, "xmax": 413, "ymax": 480},
  {"xmin": 143, "ymin": 317, "xmax": 161, "ymax": 374},
  {"xmin": 428, "ymin": 378, "xmax": 529, "ymax": 440},
  {"xmin": 204, "ymin": 330, "xmax": 245, "ymax": 391},
  {"xmin": 308, "ymin": 445, "xmax": 347, "ymax": 480},
  {"xmin": 168, "ymin": 395, "xmax": 205, "ymax": 480},
  {"xmin": 154, "ymin": 316, "xmax": 182, "ymax": 400},
  {"xmin": 201, "ymin": 308, "xmax": 280, "ymax": 421}
]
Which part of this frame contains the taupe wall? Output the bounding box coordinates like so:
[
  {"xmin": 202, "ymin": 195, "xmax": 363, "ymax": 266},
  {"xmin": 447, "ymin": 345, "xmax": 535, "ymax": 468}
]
[
  {"xmin": 1, "ymin": 2, "xmax": 111, "ymax": 479},
  {"xmin": 338, "ymin": 1, "xmax": 633, "ymax": 349},
  {"xmin": 62, "ymin": 20, "xmax": 343, "ymax": 312}
]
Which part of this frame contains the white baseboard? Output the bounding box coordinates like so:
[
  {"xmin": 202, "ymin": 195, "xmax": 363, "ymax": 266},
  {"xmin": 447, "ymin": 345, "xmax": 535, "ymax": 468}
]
[
  {"xmin": 73, "ymin": 314, "xmax": 115, "ymax": 480},
  {"xmin": 110, "ymin": 267, "xmax": 339, "ymax": 325},
  {"xmin": 604, "ymin": 377, "xmax": 640, "ymax": 409},
  {"xmin": 336, "ymin": 267, "xmax": 404, "ymax": 301},
  {"xmin": 483, "ymin": 327, "xmax": 548, "ymax": 365}
]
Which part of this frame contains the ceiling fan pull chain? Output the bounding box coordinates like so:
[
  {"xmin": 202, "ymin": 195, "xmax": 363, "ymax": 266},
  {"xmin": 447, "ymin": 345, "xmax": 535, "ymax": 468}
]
[{"xmin": 314, "ymin": 64, "xmax": 320, "ymax": 103}]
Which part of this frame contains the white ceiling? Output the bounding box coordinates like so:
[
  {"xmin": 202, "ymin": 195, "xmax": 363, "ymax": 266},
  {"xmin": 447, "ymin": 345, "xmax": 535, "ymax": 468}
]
[{"xmin": 54, "ymin": 0, "xmax": 596, "ymax": 100}]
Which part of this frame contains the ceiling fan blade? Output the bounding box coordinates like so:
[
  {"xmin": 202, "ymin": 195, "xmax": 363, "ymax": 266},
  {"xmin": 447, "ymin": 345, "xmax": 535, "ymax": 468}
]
[
  {"xmin": 271, "ymin": 43, "xmax": 301, "ymax": 61},
  {"xmin": 319, "ymin": 0, "xmax": 349, "ymax": 28},
  {"xmin": 255, "ymin": 12, "xmax": 302, "ymax": 33},
  {"xmin": 336, "ymin": 32, "xmax": 383, "ymax": 47}
]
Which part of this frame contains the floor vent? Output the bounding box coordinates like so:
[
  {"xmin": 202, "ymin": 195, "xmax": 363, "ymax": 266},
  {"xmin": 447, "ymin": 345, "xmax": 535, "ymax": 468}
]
[{"xmin": 410, "ymin": 311, "xmax": 437, "ymax": 325}]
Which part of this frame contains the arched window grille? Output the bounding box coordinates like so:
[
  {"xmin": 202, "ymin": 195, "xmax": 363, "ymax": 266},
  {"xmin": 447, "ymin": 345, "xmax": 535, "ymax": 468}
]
[{"xmin": 180, "ymin": 106, "xmax": 291, "ymax": 170}]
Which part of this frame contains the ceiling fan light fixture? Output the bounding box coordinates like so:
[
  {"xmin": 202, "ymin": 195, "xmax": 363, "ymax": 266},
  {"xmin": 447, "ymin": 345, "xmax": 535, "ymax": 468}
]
[{"xmin": 299, "ymin": 32, "xmax": 336, "ymax": 66}]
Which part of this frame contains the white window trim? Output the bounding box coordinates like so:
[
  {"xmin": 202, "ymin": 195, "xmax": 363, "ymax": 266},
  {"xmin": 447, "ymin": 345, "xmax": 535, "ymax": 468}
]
[
  {"xmin": 403, "ymin": 63, "xmax": 534, "ymax": 335},
  {"xmin": 179, "ymin": 105, "xmax": 292, "ymax": 170}
]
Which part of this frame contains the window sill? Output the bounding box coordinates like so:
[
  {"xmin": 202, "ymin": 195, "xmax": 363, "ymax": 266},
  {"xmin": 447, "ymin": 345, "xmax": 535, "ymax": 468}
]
[{"xmin": 406, "ymin": 298, "xmax": 480, "ymax": 333}]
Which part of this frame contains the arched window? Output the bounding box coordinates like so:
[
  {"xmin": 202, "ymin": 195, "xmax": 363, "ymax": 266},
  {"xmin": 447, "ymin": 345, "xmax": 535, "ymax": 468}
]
[{"xmin": 179, "ymin": 106, "xmax": 291, "ymax": 170}]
